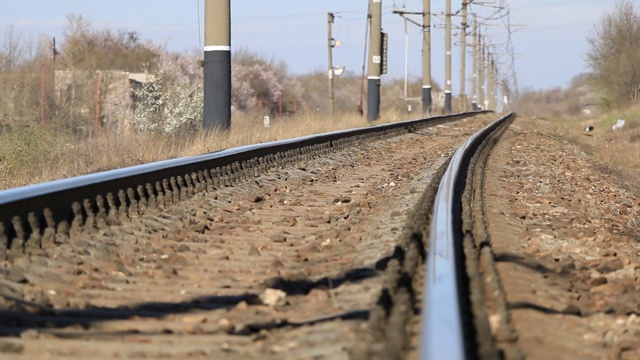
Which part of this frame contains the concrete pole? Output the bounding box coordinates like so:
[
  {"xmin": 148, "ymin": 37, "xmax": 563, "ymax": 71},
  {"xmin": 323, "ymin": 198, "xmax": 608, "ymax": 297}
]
[
  {"xmin": 403, "ymin": 14, "xmax": 409, "ymax": 100},
  {"xmin": 495, "ymin": 62, "xmax": 500, "ymax": 111},
  {"xmin": 422, "ymin": 0, "xmax": 432, "ymax": 113},
  {"xmin": 367, "ymin": 0, "xmax": 382, "ymax": 121},
  {"xmin": 444, "ymin": 0, "xmax": 452, "ymax": 113},
  {"xmin": 485, "ymin": 50, "xmax": 491, "ymax": 111},
  {"xmin": 204, "ymin": 0, "xmax": 231, "ymax": 130},
  {"xmin": 328, "ymin": 12, "xmax": 335, "ymax": 117},
  {"xmin": 459, "ymin": 1, "xmax": 468, "ymax": 111},
  {"xmin": 489, "ymin": 57, "xmax": 497, "ymax": 111},
  {"xmin": 478, "ymin": 35, "xmax": 485, "ymax": 110},
  {"xmin": 471, "ymin": 15, "xmax": 478, "ymax": 110},
  {"xmin": 502, "ymin": 79, "xmax": 509, "ymax": 110}
]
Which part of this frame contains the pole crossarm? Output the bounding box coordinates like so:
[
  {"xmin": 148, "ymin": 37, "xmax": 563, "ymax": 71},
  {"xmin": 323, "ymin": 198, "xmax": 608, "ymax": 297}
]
[{"xmin": 392, "ymin": 8, "xmax": 429, "ymax": 28}]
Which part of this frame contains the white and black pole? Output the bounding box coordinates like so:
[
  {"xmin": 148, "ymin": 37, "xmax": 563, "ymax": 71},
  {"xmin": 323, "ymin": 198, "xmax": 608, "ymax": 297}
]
[
  {"xmin": 367, "ymin": 0, "xmax": 382, "ymax": 121},
  {"xmin": 204, "ymin": 0, "xmax": 231, "ymax": 130}
]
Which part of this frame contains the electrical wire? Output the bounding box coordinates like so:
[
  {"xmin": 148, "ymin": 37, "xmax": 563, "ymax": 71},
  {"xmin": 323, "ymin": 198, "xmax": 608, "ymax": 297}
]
[
  {"xmin": 197, "ymin": 0, "xmax": 202, "ymax": 49},
  {"xmin": 358, "ymin": 3, "xmax": 371, "ymax": 116}
]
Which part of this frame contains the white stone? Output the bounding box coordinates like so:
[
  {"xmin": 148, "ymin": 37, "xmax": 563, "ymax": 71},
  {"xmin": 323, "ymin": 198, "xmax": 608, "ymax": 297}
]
[{"xmin": 260, "ymin": 288, "xmax": 287, "ymax": 306}]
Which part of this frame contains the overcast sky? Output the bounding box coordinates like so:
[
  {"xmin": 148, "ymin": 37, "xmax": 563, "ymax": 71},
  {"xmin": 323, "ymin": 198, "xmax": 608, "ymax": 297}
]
[{"xmin": 0, "ymin": 0, "xmax": 618, "ymax": 91}]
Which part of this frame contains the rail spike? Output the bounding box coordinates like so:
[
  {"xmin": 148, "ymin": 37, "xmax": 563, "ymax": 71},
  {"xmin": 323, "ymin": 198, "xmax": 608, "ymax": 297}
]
[
  {"xmin": 83, "ymin": 198, "xmax": 96, "ymax": 231},
  {"xmin": 170, "ymin": 177, "xmax": 180, "ymax": 204},
  {"xmin": 117, "ymin": 190, "xmax": 129, "ymax": 223},
  {"xmin": 127, "ymin": 188, "xmax": 139, "ymax": 219},
  {"xmin": 0, "ymin": 222, "xmax": 7, "ymax": 261},
  {"xmin": 146, "ymin": 183, "xmax": 157, "ymax": 210},
  {"xmin": 177, "ymin": 176, "xmax": 188, "ymax": 201},
  {"xmin": 10, "ymin": 216, "xmax": 25, "ymax": 258},
  {"xmin": 155, "ymin": 181, "xmax": 165, "ymax": 209},
  {"xmin": 26, "ymin": 212, "xmax": 42, "ymax": 255},
  {"xmin": 42, "ymin": 208, "xmax": 56, "ymax": 250},
  {"xmin": 106, "ymin": 193, "xmax": 121, "ymax": 226},
  {"xmin": 96, "ymin": 195, "xmax": 108, "ymax": 229},
  {"xmin": 70, "ymin": 202, "xmax": 84, "ymax": 240},
  {"xmin": 137, "ymin": 185, "xmax": 148, "ymax": 214}
]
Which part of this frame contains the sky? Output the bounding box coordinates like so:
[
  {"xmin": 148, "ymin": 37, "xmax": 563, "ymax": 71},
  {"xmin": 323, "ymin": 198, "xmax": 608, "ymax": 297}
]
[{"xmin": 0, "ymin": 0, "xmax": 620, "ymax": 92}]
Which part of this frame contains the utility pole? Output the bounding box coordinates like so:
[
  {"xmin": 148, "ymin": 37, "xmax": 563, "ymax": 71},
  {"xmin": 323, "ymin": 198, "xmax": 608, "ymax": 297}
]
[
  {"xmin": 204, "ymin": 0, "xmax": 231, "ymax": 130},
  {"xmin": 478, "ymin": 35, "xmax": 485, "ymax": 110},
  {"xmin": 505, "ymin": 10, "xmax": 525, "ymax": 102},
  {"xmin": 485, "ymin": 50, "xmax": 492, "ymax": 110},
  {"xmin": 327, "ymin": 12, "xmax": 335, "ymax": 117},
  {"xmin": 367, "ymin": 0, "xmax": 382, "ymax": 121},
  {"xmin": 471, "ymin": 15, "xmax": 478, "ymax": 110},
  {"xmin": 444, "ymin": 0, "xmax": 452, "ymax": 113},
  {"xmin": 403, "ymin": 11, "xmax": 409, "ymax": 100},
  {"xmin": 502, "ymin": 79, "xmax": 510, "ymax": 110},
  {"xmin": 459, "ymin": 1, "xmax": 468, "ymax": 111},
  {"xmin": 489, "ymin": 57, "xmax": 497, "ymax": 111},
  {"xmin": 392, "ymin": 5, "xmax": 427, "ymax": 112},
  {"xmin": 423, "ymin": 0, "xmax": 432, "ymax": 113}
]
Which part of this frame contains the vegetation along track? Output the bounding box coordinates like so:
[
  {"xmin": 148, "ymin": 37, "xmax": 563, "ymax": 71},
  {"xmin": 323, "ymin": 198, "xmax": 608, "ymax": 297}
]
[{"xmin": 0, "ymin": 112, "xmax": 497, "ymax": 359}]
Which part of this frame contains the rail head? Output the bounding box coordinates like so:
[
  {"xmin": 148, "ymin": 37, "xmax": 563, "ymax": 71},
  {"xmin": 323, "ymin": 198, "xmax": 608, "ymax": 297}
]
[
  {"xmin": 0, "ymin": 111, "xmax": 488, "ymax": 205},
  {"xmin": 421, "ymin": 112, "xmax": 515, "ymax": 360}
]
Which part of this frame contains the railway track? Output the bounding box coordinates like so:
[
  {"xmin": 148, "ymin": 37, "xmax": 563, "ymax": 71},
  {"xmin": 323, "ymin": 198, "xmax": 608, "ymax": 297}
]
[
  {"xmin": 0, "ymin": 111, "xmax": 495, "ymax": 359},
  {"xmin": 2, "ymin": 111, "xmax": 637, "ymax": 359},
  {"xmin": 421, "ymin": 114, "xmax": 640, "ymax": 360},
  {"xmin": 421, "ymin": 112, "xmax": 514, "ymax": 359}
]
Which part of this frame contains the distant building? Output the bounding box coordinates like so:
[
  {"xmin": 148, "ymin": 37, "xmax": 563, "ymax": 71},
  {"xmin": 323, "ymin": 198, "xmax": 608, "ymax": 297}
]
[{"xmin": 54, "ymin": 70, "xmax": 154, "ymax": 134}]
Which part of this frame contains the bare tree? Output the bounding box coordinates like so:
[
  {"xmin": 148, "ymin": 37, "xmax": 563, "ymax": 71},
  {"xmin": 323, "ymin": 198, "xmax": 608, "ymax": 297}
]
[
  {"xmin": 0, "ymin": 25, "xmax": 28, "ymax": 72},
  {"xmin": 59, "ymin": 14, "xmax": 160, "ymax": 72},
  {"xmin": 0, "ymin": 26, "xmax": 42, "ymax": 126},
  {"xmin": 586, "ymin": 0, "xmax": 640, "ymax": 107}
]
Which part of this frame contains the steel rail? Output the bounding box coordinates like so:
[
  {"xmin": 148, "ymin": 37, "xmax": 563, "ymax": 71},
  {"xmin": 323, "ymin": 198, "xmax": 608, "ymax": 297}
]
[
  {"xmin": 421, "ymin": 112, "xmax": 515, "ymax": 360},
  {"xmin": 0, "ymin": 111, "xmax": 488, "ymax": 253}
]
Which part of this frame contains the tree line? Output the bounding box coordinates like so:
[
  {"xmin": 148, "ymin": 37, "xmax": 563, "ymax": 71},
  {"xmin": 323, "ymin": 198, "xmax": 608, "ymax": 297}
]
[
  {"xmin": 587, "ymin": 0, "xmax": 640, "ymax": 108},
  {"xmin": 0, "ymin": 13, "xmax": 431, "ymax": 136},
  {"xmin": 515, "ymin": 0, "xmax": 640, "ymax": 117}
]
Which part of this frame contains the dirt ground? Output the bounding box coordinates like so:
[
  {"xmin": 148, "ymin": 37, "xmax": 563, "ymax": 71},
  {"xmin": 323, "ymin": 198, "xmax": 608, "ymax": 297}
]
[{"xmin": 484, "ymin": 116, "xmax": 640, "ymax": 359}]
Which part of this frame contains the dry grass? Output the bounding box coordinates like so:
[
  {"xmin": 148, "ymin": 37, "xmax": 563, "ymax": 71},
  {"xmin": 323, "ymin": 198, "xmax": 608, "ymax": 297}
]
[
  {"xmin": 549, "ymin": 104, "xmax": 640, "ymax": 189},
  {"xmin": 0, "ymin": 109, "xmax": 418, "ymax": 190}
]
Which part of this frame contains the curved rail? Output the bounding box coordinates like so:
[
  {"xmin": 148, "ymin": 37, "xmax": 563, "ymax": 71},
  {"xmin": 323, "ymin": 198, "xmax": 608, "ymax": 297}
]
[
  {"xmin": 421, "ymin": 112, "xmax": 515, "ymax": 359},
  {"xmin": 0, "ymin": 111, "xmax": 488, "ymax": 257}
]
